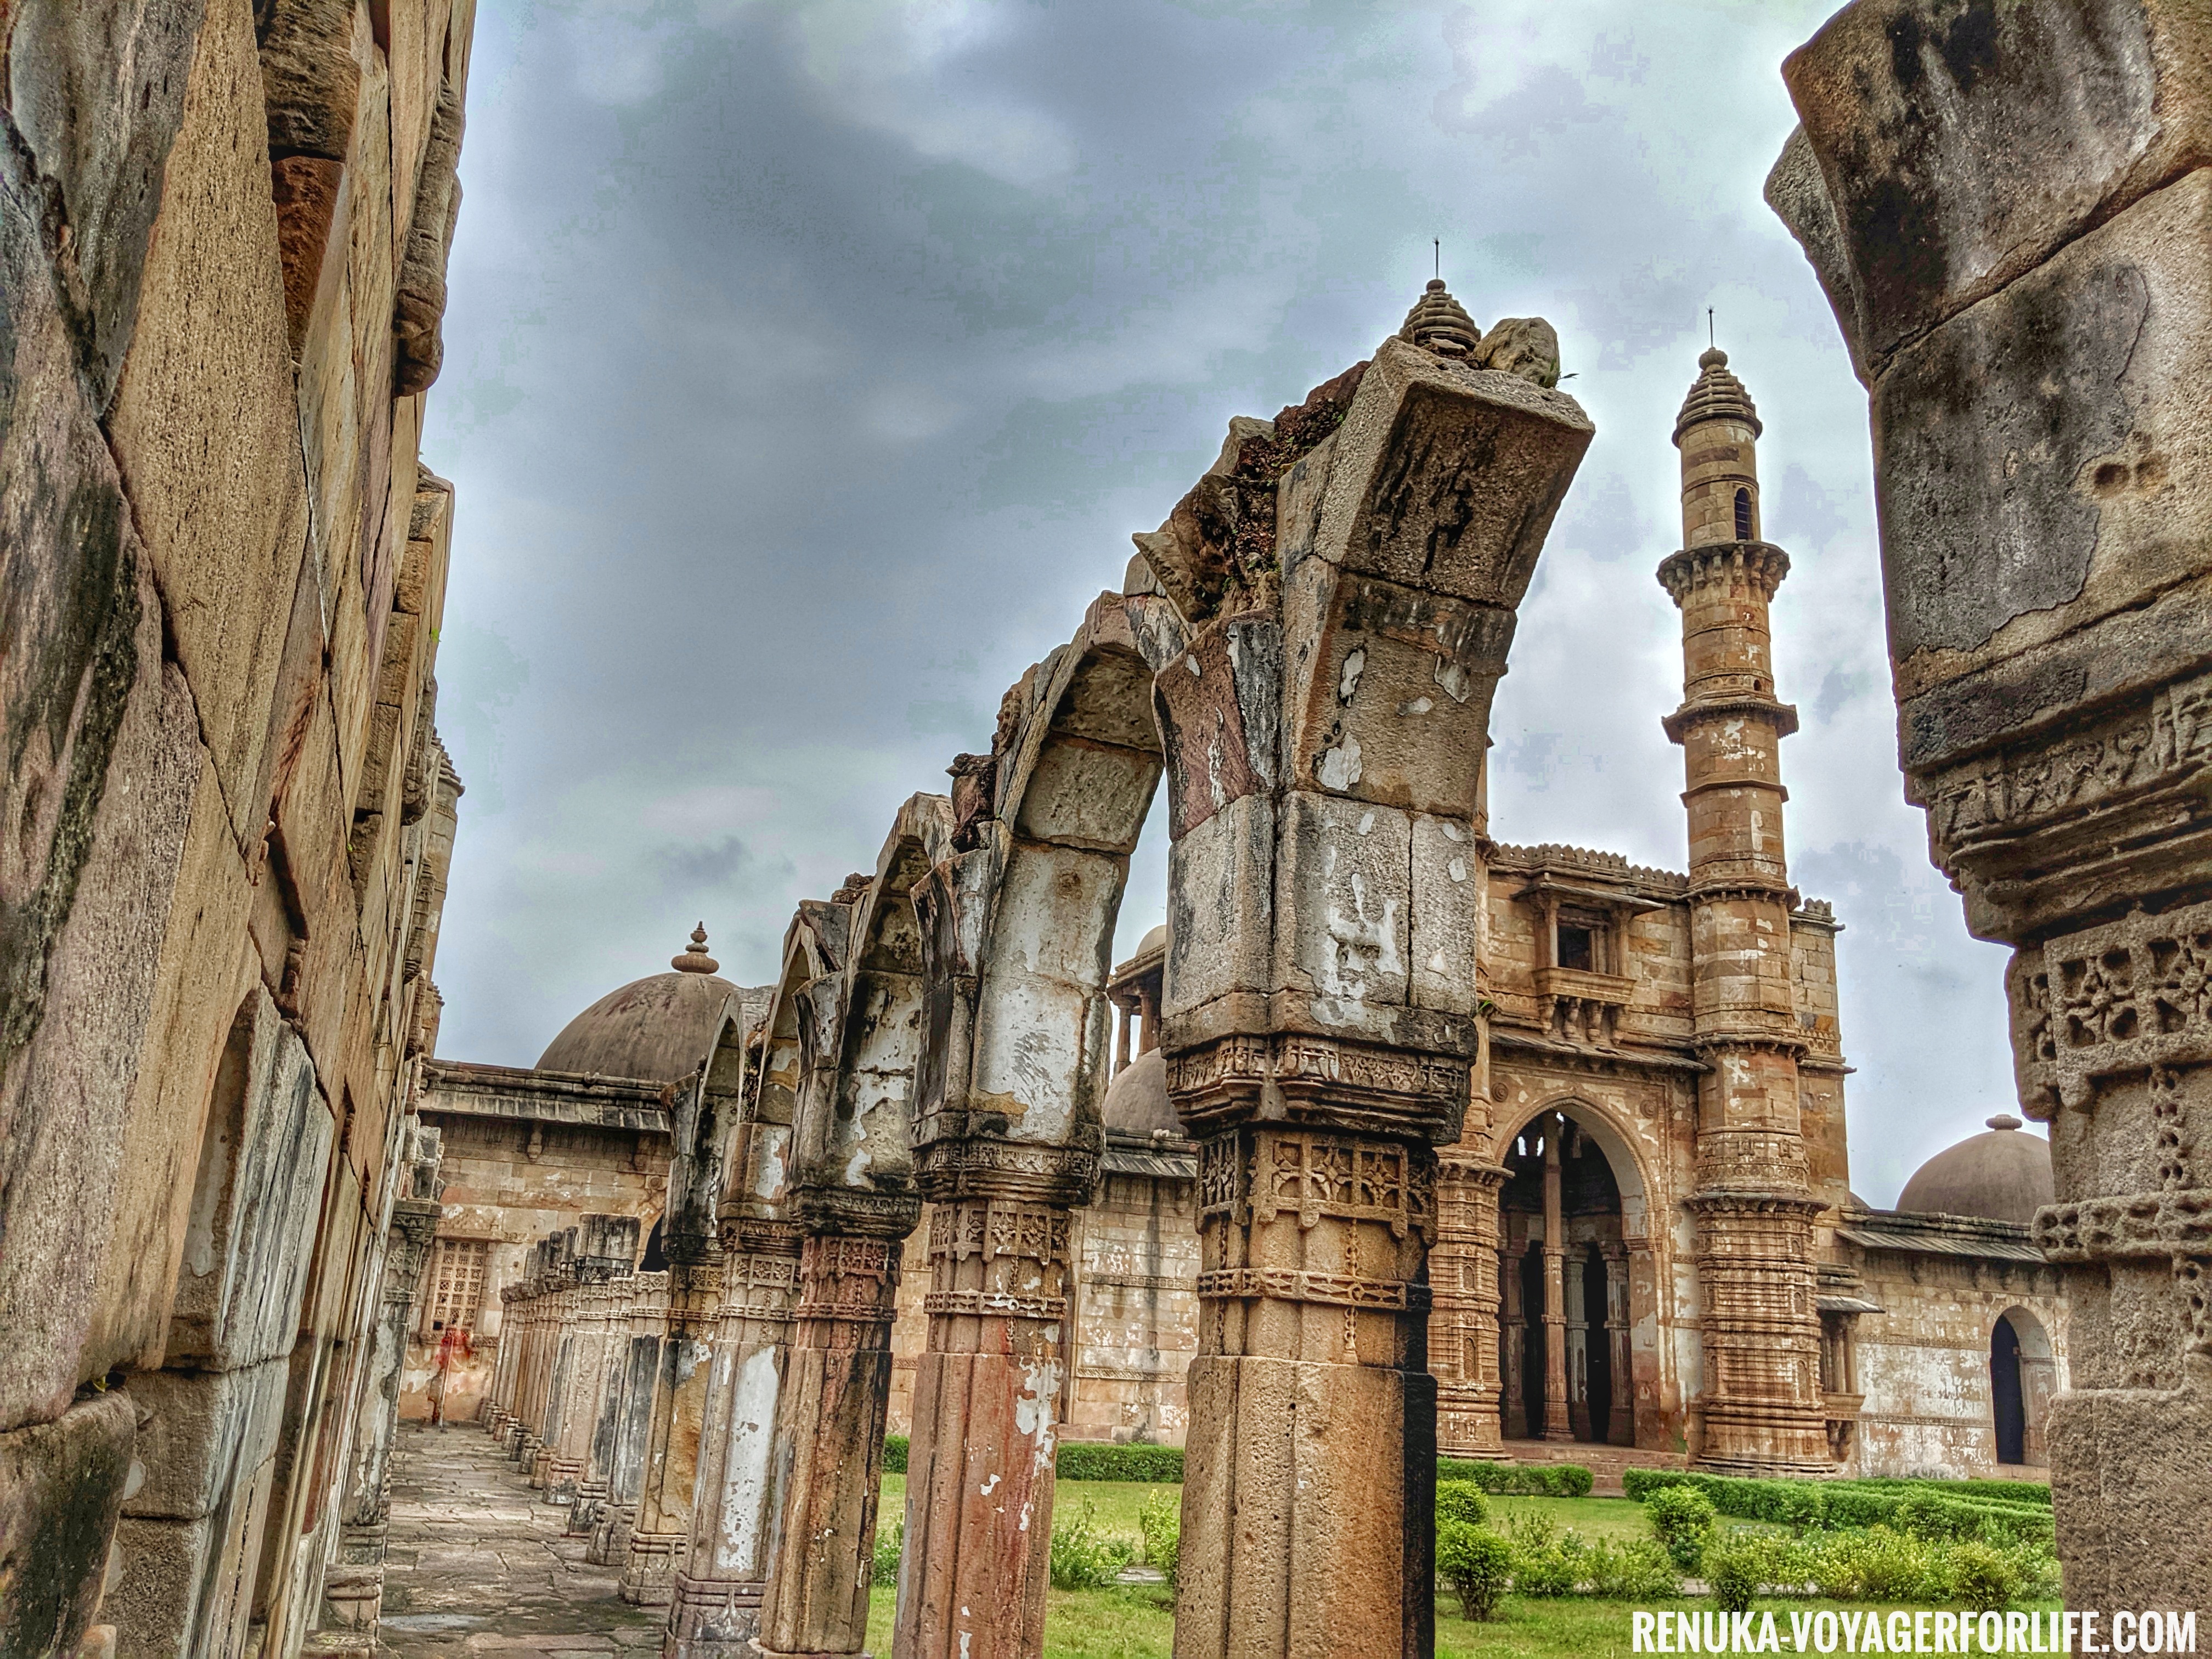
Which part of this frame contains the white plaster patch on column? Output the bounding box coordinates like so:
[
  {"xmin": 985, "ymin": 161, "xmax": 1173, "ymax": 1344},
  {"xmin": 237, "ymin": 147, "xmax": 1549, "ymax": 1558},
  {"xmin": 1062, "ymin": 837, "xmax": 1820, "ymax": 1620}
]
[
  {"xmin": 752, "ymin": 1126, "xmax": 790, "ymax": 1201},
  {"xmin": 979, "ymin": 1472, "xmax": 1000, "ymax": 1496},
  {"xmin": 1398, "ymin": 695, "xmax": 1435, "ymax": 716},
  {"xmin": 1339, "ymin": 647, "xmax": 1366, "ymax": 702},
  {"xmin": 1015, "ymin": 1356, "xmax": 1062, "ymax": 1478},
  {"xmin": 1317, "ymin": 734, "xmax": 1362, "ymax": 792},
  {"xmin": 1434, "ymin": 657, "xmax": 1471, "ymax": 702},
  {"xmin": 714, "ymin": 1345, "xmax": 782, "ymax": 1562}
]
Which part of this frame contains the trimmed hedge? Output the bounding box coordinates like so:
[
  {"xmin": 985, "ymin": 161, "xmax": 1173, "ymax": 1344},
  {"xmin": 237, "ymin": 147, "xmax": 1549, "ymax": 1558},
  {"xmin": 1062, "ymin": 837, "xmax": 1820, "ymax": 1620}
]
[
  {"xmin": 882, "ymin": 1437, "xmax": 1590, "ymax": 1494},
  {"xmin": 1621, "ymin": 1469, "xmax": 2053, "ymax": 1549},
  {"xmin": 1056, "ymin": 1442, "xmax": 1187, "ymax": 1483},
  {"xmin": 1438, "ymin": 1458, "xmax": 1594, "ymax": 1497}
]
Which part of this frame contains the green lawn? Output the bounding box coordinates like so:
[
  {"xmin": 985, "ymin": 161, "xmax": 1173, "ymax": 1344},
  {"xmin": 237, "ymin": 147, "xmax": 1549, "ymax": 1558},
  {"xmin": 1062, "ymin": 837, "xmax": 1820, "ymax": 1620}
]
[{"xmin": 878, "ymin": 1473, "xmax": 1173, "ymax": 1544}]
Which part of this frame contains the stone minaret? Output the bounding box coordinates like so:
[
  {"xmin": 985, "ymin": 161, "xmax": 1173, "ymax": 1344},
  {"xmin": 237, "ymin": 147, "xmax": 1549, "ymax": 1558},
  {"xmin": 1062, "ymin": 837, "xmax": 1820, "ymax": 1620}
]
[{"xmin": 1659, "ymin": 349, "xmax": 1831, "ymax": 1474}]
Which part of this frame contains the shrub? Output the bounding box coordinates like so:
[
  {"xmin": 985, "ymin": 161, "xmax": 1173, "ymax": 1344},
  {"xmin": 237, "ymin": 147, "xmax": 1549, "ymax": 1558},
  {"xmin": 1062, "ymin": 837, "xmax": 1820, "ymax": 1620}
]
[
  {"xmin": 1620, "ymin": 1469, "xmax": 2054, "ymax": 1550},
  {"xmin": 1949, "ymin": 1541, "xmax": 2020, "ymax": 1612},
  {"xmin": 1436, "ymin": 1458, "xmax": 1593, "ymax": 1497},
  {"xmin": 882, "ymin": 1435, "xmax": 909, "ymax": 1475},
  {"xmin": 1705, "ymin": 1537, "xmax": 1762, "ymax": 1613},
  {"xmin": 1505, "ymin": 1514, "xmax": 1586, "ymax": 1597},
  {"xmin": 1049, "ymin": 1500, "xmax": 1135, "ymax": 1590},
  {"xmin": 1137, "ymin": 1487, "xmax": 1181, "ymax": 1586},
  {"xmin": 1434, "ymin": 1479, "xmax": 1489, "ymax": 1531},
  {"xmin": 1435, "ymin": 1521, "xmax": 1514, "ymax": 1621},
  {"xmin": 1583, "ymin": 1537, "xmax": 1681, "ymax": 1600},
  {"xmin": 1645, "ymin": 1485, "xmax": 1719, "ymax": 1572},
  {"xmin": 871, "ymin": 1517, "xmax": 904, "ymax": 1588}
]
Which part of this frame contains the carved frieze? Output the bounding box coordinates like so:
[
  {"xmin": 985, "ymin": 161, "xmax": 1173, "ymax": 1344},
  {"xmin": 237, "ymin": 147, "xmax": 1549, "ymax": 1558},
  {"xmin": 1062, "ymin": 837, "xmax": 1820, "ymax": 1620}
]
[
  {"xmin": 2011, "ymin": 901, "xmax": 2212, "ymax": 1111},
  {"xmin": 1194, "ymin": 1266, "xmax": 1432, "ymax": 1312},
  {"xmin": 913, "ymin": 1135, "xmax": 1098, "ymax": 1206},
  {"xmin": 1197, "ymin": 1128, "xmax": 1435, "ymax": 1242}
]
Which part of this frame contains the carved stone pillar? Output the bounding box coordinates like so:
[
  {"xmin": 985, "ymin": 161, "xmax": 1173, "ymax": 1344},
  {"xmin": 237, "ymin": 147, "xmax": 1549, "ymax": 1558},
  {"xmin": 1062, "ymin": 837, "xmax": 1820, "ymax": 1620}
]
[
  {"xmin": 571, "ymin": 1277, "xmax": 635, "ymax": 1536},
  {"xmin": 589, "ymin": 1272, "xmax": 668, "ymax": 1568},
  {"xmin": 1564, "ymin": 1251, "xmax": 1589, "ymax": 1442},
  {"xmin": 1500, "ymin": 1234, "xmax": 1526, "ymax": 1440},
  {"xmin": 894, "ymin": 1152, "xmax": 1087, "ymax": 1659},
  {"xmin": 1539, "ymin": 1135, "xmax": 1571, "ymax": 1442},
  {"xmin": 1601, "ymin": 1242, "xmax": 1633, "ymax": 1447},
  {"xmin": 319, "ymin": 1188, "xmax": 441, "ymax": 1644},
  {"xmin": 550, "ymin": 1279, "xmax": 614, "ymax": 1502},
  {"xmin": 1434, "ymin": 1157, "xmax": 1507, "ymax": 1457},
  {"xmin": 620, "ymin": 1258, "xmax": 720, "ymax": 1607},
  {"xmin": 664, "ymin": 1222, "xmax": 802, "ymax": 1657},
  {"xmin": 754, "ymin": 1215, "xmax": 915, "ymax": 1659}
]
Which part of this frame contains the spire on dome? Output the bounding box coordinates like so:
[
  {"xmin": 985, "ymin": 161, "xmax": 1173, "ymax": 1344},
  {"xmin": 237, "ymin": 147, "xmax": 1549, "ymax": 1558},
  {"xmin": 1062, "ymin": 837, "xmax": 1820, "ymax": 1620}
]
[
  {"xmin": 672, "ymin": 923, "xmax": 719, "ymax": 974},
  {"xmin": 1673, "ymin": 345, "xmax": 1763, "ymax": 446},
  {"xmin": 1398, "ymin": 278, "xmax": 1483, "ymax": 360}
]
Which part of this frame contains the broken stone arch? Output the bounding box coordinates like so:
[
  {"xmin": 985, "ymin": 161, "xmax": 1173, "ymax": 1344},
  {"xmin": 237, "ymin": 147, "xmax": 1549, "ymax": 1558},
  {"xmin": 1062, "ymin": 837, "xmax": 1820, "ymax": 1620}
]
[{"xmin": 685, "ymin": 302, "xmax": 1599, "ymax": 1659}]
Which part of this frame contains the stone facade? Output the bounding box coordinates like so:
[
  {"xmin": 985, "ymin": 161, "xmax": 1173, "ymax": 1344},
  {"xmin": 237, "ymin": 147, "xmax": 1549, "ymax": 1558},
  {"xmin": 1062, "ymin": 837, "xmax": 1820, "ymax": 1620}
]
[
  {"xmin": 1770, "ymin": 0, "xmax": 2212, "ymax": 1610},
  {"xmin": 0, "ymin": 0, "xmax": 477, "ymax": 1652},
  {"xmin": 403, "ymin": 1059, "xmax": 680, "ymax": 1425}
]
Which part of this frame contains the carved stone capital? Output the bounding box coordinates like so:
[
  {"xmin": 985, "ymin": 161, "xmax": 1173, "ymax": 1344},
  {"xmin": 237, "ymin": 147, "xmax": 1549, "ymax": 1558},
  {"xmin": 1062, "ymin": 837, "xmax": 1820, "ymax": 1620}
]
[
  {"xmin": 792, "ymin": 1184, "xmax": 921, "ymax": 1242},
  {"xmin": 1911, "ymin": 672, "xmax": 2212, "ymax": 942},
  {"xmin": 1166, "ymin": 1032, "xmax": 1470, "ymax": 1143},
  {"xmin": 913, "ymin": 1135, "xmax": 1099, "ymax": 1207},
  {"xmin": 1657, "ymin": 540, "xmax": 1790, "ymax": 603}
]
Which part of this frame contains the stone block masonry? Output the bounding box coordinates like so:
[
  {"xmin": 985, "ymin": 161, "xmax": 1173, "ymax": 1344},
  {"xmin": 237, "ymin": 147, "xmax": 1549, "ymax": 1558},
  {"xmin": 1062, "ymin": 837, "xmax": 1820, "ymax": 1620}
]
[{"xmin": 0, "ymin": 0, "xmax": 476, "ymax": 1652}]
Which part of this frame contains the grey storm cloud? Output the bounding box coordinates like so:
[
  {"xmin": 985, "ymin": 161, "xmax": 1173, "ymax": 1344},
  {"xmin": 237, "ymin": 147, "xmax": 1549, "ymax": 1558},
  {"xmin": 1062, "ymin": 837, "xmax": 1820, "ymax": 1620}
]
[{"xmin": 426, "ymin": 0, "xmax": 2028, "ymax": 1204}]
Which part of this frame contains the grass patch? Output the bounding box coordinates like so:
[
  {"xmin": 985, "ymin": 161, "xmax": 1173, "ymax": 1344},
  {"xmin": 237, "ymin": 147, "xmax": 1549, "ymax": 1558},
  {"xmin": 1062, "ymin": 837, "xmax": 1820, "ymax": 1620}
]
[
  {"xmin": 878, "ymin": 1474, "xmax": 1173, "ymax": 1543},
  {"xmin": 867, "ymin": 1585, "xmax": 1176, "ymax": 1656}
]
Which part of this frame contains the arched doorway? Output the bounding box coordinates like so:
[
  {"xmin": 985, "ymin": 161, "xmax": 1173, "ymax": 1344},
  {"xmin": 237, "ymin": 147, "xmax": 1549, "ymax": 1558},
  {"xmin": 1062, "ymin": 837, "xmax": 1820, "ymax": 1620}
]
[
  {"xmin": 1991, "ymin": 1307, "xmax": 2055, "ymax": 1468},
  {"xmin": 1498, "ymin": 1106, "xmax": 1634, "ymax": 1446}
]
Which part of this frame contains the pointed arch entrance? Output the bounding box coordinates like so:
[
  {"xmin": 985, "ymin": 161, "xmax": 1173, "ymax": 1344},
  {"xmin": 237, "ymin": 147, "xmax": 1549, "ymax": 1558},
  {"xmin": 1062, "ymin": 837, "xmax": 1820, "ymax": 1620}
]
[{"xmin": 1496, "ymin": 1103, "xmax": 1640, "ymax": 1447}]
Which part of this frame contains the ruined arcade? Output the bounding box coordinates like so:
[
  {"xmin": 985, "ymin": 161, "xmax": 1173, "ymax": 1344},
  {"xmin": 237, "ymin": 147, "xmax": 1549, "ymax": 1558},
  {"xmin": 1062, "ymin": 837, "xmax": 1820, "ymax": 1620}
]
[{"xmin": 3, "ymin": 0, "xmax": 2212, "ymax": 1655}]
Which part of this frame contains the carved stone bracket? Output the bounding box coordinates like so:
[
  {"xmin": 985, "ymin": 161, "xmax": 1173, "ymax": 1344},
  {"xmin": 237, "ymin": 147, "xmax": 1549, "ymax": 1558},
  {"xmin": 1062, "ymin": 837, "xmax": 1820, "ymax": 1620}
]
[{"xmin": 1195, "ymin": 1266, "xmax": 1432, "ymax": 1312}]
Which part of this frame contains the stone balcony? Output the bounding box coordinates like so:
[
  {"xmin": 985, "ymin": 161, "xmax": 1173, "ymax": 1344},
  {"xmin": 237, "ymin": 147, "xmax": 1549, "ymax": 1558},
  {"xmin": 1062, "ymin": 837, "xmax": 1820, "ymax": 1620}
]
[{"xmin": 1534, "ymin": 967, "xmax": 1637, "ymax": 1047}]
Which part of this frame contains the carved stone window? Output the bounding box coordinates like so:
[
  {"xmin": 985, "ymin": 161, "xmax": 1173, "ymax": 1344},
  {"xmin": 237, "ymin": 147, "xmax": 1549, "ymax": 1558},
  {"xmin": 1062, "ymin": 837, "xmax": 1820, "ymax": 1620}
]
[
  {"xmin": 426, "ymin": 1237, "xmax": 490, "ymax": 1333},
  {"xmin": 1557, "ymin": 924, "xmax": 1595, "ymax": 972}
]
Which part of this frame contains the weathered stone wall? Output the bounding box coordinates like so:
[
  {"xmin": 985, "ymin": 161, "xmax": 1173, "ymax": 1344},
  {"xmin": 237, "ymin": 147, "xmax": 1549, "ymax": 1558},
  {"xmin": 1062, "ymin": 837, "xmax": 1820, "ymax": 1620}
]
[
  {"xmin": 0, "ymin": 0, "xmax": 476, "ymax": 1650},
  {"xmin": 1848, "ymin": 1239, "xmax": 2068, "ymax": 1479}
]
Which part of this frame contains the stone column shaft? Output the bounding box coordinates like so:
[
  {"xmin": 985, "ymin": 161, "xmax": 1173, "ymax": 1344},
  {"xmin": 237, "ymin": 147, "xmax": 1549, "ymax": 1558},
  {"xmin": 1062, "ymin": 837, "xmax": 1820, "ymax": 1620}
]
[
  {"xmin": 665, "ymin": 1227, "xmax": 802, "ymax": 1657},
  {"xmin": 622, "ymin": 1261, "xmax": 722, "ymax": 1607},
  {"xmin": 1540, "ymin": 1137, "xmax": 1571, "ymax": 1441},
  {"xmin": 754, "ymin": 1229, "xmax": 909, "ymax": 1659},
  {"xmin": 1433, "ymin": 1160, "xmax": 1506, "ymax": 1457},
  {"xmin": 894, "ymin": 1187, "xmax": 1079, "ymax": 1659}
]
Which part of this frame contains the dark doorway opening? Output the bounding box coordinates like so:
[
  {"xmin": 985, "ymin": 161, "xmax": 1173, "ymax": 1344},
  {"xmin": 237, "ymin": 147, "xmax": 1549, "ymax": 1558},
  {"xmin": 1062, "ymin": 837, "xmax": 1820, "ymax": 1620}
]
[
  {"xmin": 1991, "ymin": 1315, "xmax": 2025, "ymax": 1465},
  {"xmin": 1519, "ymin": 1243, "xmax": 1547, "ymax": 1437},
  {"xmin": 1584, "ymin": 1243, "xmax": 1612, "ymax": 1444}
]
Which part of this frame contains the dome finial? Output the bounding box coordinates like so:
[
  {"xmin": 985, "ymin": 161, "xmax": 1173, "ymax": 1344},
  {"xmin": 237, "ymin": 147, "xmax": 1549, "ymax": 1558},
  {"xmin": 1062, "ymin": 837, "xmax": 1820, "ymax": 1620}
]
[
  {"xmin": 672, "ymin": 923, "xmax": 719, "ymax": 975},
  {"xmin": 1400, "ymin": 277, "xmax": 1482, "ymax": 360},
  {"xmin": 1987, "ymin": 1112, "xmax": 2022, "ymax": 1131}
]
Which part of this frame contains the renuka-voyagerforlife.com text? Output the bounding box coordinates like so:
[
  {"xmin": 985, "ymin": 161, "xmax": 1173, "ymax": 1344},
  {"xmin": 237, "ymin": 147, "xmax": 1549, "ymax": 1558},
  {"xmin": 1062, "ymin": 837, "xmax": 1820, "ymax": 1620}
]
[{"xmin": 1632, "ymin": 1609, "xmax": 2200, "ymax": 1654}]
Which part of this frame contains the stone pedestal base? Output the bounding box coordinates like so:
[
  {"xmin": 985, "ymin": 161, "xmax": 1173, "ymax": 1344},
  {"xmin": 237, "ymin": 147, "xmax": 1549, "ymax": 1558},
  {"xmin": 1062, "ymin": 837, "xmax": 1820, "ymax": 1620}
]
[
  {"xmin": 2047, "ymin": 1361, "xmax": 2212, "ymax": 1609},
  {"xmin": 318, "ymin": 1562, "xmax": 383, "ymax": 1635},
  {"xmin": 665, "ymin": 1571, "xmax": 766, "ymax": 1656},
  {"xmin": 1436, "ymin": 1384, "xmax": 1505, "ymax": 1460},
  {"xmin": 512, "ymin": 1431, "xmax": 539, "ymax": 1466},
  {"xmin": 618, "ymin": 1528, "xmax": 686, "ymax": 1607},
  {"xmin": 588, "ymin": 1500, "xmax": 637, "ymax": 1567},
  {"xmin": 528, "ymin": 1448, "xmax": 555, "ymax": 1488},
  {"xmin": 547, "ymin": 1457, "xmax": 584, "ymax": 1504},
  {"xmin": 566, "ymin": 1480, "xmax": 608, "ymax": 1536}
]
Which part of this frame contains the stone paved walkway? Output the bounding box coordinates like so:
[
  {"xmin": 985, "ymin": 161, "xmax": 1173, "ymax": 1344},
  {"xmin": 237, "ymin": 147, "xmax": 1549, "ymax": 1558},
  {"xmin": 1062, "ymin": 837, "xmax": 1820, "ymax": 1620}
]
[{"xmin": 374, "ymin": 1423, "xmax": 667, "ymax": 1656}]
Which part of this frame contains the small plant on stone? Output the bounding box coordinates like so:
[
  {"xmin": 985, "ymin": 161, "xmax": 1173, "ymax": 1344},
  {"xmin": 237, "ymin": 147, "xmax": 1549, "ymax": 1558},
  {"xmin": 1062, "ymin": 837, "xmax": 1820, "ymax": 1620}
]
[
  {"xmin": 1645, "ymin": 1484, "xmax": 1720, "ymax": 1573},
  {"xmin": 1434, "ymin": 1479, "xmax": 1489, "ymax": 1532},
  {"xmin": 1049, "ymin": 1499, "xmax": 1135, "ymax": 1590},
  {"xmin": 871, "ymin": 1517, "xmax": 904, "ymax": 1588},
  {"xmin": 1138, "ymin": 1487, "xmax": 1181, "ymax": 1586},
  {"xmin": 1436, "ymin": 1521, "xmax": 1514, "ymax": 1622}
]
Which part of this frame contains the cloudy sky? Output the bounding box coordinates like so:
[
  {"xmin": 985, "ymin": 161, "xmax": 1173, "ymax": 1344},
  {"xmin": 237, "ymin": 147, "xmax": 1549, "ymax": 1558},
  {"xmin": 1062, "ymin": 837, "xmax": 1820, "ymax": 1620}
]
[{"xmin": 425, "ymin": 0, "xmax": 2024, "ymax": 1205}]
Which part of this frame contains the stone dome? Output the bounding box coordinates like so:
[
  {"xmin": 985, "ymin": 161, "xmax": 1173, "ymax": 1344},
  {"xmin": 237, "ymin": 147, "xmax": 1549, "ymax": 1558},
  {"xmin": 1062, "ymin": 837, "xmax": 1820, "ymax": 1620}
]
[
  {"xmin": 535, "ymin": 925, "xmax": 738, "ymax": 1083},
  {"xmin": 1135, "ymin": 923, "xmax": 1167, "ymax": 959},
  {"xmin": 1102, "ymin": 1047, "xmax": 1177, "ymax": 1138},
  {"xmin": 1894, "ymin": 1114, "xmax": 2054, "ymax": 1224}
]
